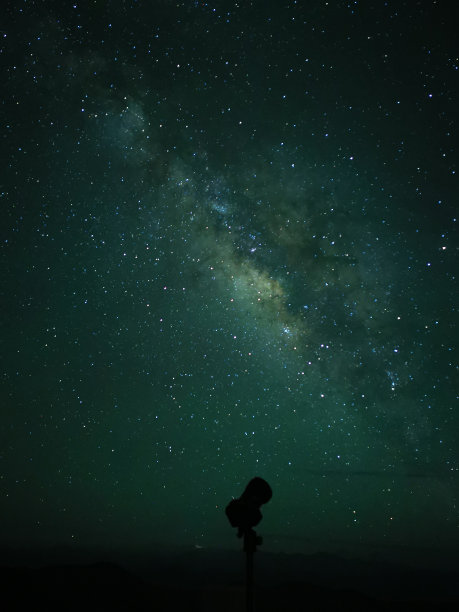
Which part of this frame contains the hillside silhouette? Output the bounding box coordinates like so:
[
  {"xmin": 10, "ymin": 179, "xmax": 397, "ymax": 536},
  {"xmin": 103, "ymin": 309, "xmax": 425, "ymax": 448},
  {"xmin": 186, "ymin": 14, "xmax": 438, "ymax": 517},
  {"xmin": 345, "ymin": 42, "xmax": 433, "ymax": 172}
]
[{"xmin": 2, "ymin": 548, "xmax": 459, "ymax": 611}]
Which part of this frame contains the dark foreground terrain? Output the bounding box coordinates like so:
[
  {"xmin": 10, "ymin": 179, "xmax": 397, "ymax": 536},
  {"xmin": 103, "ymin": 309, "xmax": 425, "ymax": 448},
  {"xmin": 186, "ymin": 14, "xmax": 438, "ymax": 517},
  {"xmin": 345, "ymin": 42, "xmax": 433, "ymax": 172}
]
[{"xmin": 1, "ymin": 548, "xmax": 459, "ymax": 611}]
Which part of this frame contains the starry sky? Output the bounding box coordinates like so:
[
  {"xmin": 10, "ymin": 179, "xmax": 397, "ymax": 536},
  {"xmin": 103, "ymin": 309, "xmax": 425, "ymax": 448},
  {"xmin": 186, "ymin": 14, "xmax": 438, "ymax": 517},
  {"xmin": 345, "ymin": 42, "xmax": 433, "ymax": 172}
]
[{"xmin": 1, "ymin": 0, "xmax": 458, "ymax": 567}]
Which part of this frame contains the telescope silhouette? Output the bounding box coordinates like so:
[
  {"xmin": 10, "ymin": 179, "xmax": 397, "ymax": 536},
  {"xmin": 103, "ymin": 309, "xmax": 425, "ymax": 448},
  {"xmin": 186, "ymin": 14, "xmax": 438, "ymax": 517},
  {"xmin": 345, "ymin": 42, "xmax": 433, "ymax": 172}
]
[{"xmin": 225, "ymin": 477, "xmax": 272, "ymax": 612}]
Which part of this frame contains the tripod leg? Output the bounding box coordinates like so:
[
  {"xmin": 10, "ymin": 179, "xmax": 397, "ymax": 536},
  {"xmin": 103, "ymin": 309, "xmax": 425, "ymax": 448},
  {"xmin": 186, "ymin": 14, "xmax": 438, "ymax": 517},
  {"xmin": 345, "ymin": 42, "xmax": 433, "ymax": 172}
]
[{"xmin": 246, "ymin": 550, "xmax": 253, "ymax": 612}]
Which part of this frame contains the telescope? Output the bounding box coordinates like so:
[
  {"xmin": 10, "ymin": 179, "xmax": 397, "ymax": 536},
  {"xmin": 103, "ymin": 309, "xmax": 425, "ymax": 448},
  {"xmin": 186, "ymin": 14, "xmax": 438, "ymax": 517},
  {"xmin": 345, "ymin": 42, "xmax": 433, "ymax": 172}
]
[{"xmin": 225, "ymin": 477, "xmax": 272, "ymax": 611}]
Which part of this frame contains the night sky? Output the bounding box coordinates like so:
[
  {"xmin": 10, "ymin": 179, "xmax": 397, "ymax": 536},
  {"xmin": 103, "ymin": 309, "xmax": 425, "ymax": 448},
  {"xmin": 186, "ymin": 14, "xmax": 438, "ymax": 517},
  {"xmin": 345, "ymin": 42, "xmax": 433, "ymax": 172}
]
[{"xmin": 2, "ymin": 0, "xmax": 458, "ymax": 568}]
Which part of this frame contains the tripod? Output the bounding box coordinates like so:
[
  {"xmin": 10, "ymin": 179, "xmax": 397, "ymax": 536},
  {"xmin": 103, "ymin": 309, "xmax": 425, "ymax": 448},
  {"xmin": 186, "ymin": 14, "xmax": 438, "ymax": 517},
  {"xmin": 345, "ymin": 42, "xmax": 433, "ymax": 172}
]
[{"xmin": 243, "ymin": 528, "xmax": 263, "ymax": 612}]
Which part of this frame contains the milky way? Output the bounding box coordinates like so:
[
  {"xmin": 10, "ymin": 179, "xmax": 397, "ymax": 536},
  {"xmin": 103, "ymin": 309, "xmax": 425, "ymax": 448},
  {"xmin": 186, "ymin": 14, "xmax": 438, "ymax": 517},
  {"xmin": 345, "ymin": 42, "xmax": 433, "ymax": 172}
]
[{"xmin": 2, "ymin": 1, "xmax": 457, "ymax": 566}]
